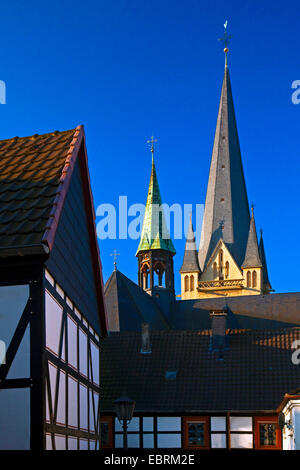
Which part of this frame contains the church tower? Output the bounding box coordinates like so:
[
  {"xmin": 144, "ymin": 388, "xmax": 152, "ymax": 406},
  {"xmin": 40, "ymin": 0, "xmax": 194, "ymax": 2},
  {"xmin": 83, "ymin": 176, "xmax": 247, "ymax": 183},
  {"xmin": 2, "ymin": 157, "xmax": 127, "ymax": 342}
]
[
  {"xmin": 136, "ymin": 138, "xmax": 176, "ymax": 295},
  {"xmin": 180, "ymin": 27, "xmax": 272, "ymax": 299}
]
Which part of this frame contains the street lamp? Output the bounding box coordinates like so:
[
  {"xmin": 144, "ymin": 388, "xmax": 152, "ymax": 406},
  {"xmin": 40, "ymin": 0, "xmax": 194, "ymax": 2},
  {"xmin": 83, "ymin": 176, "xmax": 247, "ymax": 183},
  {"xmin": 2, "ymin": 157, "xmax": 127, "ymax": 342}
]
[{"xmin": 114, "ymin": 394, "xmax": 136, "ymax": 449}]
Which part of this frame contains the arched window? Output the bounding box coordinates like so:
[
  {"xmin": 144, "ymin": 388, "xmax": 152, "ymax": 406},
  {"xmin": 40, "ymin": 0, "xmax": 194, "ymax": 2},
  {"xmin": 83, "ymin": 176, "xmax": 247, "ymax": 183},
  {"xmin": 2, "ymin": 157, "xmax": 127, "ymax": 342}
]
[
  {"xmin": 184, "ymin": 275, "xmax": 189, "ymax": 292},
  {"xmin": 190, "ymin": 275, "xmax": 194, "ymax": 291},
  {"xmin": 213, "ymin": 262, "xmax": 218, "ymax": 279},
  {"xmin": 225, "ymin": 261, "xmax": 229, "ymax": 278},
  {"xmin": 247, "ymin": 271, "xmax": 251, "ymax": 288},
  {"xmin": 252, "ymin": 270, "xmax": 257, "ymax": 288},
  {"xmin": 219, "ymin": 250, "xmax": 224, "ymax": 278}
]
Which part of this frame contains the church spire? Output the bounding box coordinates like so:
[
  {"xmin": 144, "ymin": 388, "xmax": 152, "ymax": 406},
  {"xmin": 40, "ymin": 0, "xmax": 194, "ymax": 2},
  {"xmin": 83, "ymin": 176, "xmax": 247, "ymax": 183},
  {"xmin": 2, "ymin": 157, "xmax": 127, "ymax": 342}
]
[
  {"xmin": 136, "ymin": 137, "xmax": 175, "ymax": 295},
  {"xmin": 136, "ymin": 138, "xmax": 175, "ymax": 255},
  {"xmin": 242, "ymin": 206, "xmax": 262, "ymax": 268},
  {"xmin": 259, "ymin": 229, "xmax": 272, "ymax": 293},
  {"xmin": 198, "ymin": 46, "xmax": 250, "ymax": 271},
  {"xmin": 180, "ymin": 214, "xmax": 201, "ymax": 273}
]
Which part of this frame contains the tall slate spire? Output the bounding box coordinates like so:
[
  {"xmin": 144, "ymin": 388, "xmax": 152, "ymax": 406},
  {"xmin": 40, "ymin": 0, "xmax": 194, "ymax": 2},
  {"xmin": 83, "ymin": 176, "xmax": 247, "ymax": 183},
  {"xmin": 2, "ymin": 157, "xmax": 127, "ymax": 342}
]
[
  {"xmin": 180, "ymin": 214, "xmax": 201, "ymax": 273},
  {"xmin": 136, "ymin": 154, "xmax": 176, "ymax": 256},
  {"xmin": 242, "ymin": 207, "xmax": 262, "ymax": 268},
  {"xmin": 198, "ymin": 65, "xmax": 250, "ymax": 271},
  {"xmin": 259, "ymin": 230, "xmax": 272, "ymax": 292}
]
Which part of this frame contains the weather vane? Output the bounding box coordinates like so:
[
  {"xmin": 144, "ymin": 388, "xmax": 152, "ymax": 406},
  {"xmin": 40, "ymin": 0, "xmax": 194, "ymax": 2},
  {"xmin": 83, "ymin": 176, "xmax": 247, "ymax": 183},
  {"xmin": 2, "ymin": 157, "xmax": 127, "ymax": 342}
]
[
  {"xmin": 218, "ymin": 20, "xmax": 232, "ymax": 66},
  {"xmin": 110, "ymin": 249, "xmax": 120, "ymax": 270},
  {"xmin": 147, "ymin": 135, "xmax": 158, "ymax": 154}
]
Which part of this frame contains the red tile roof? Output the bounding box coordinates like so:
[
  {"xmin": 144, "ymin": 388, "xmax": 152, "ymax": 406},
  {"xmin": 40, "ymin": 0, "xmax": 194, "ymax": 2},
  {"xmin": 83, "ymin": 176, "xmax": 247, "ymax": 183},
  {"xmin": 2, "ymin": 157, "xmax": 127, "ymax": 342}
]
[
  {"xmin": 0, "ymin": 125, "xmax": 108, "ymax": 335},
  {"xmin": 0, "ymin": 127, "xmax": 82, "ymax": 255}
]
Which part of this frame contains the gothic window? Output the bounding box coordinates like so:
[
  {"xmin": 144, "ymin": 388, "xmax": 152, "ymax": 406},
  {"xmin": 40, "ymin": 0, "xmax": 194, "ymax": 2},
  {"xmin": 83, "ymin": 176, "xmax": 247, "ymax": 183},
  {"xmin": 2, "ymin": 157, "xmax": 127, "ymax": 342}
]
[
  {"xmin": 247, "ymin": 271, "xmax": 251, "ymax": 288},
  {"xmin": 225, "ymin": 261, "xmax": 229, "ymax": 278},
  {"xmin": 184, "ymin": 276, "xmax": 189, "ymax": 292},
  {"xmin": 142, "ymin": 265, "xmax": 149, "ymax": 290},
  {"xmin": 213, "ymin": 262, "xmax": 218, "ymax": 279},
  {"xmin": 252, "ymin": 271, "xmax": 257, "ymax": 288},
  {"xmin": 219, "ymin": 250, "xmax": 223, "ymax": 279},
  {"xmin": 190, "ymin": 275, "xmax": 194, "ymax": 291}
]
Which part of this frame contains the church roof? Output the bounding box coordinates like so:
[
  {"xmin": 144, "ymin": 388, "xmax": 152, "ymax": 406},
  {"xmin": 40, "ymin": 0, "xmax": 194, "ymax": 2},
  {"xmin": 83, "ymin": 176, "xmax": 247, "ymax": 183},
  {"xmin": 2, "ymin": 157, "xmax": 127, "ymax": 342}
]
[
  {"xmin": 136, "ymin": 156, "xmax": 176, "ymax": 255},
  {"xmin": 198, "ymin": 65, "xmax": 250, "ymax": 270},
  {"xmin": 104, "ymin": 269, "xmax": 170, "ymax": 331},
  {"xmin": 259, "ymin": 230, "xmax": 272, "ymax": 292},
  {"xmin": 171, "ymin": 292, "xmax": 300, "ymax": 330},
  {"xmin": 180, "ymin": 215, "xmax": 201, "ymax": 273},
  {"xmin": 100, "ymin": 327, "xmax": 300, "ymax": 413},
  {"xmin": 242, "ymin": 207, "xmax": 262, "ymax": 268}
]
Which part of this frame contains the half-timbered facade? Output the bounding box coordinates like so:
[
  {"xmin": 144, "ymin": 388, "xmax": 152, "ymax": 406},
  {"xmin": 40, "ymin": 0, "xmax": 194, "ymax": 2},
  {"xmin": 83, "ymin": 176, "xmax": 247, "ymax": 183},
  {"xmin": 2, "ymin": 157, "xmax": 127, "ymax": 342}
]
[{"xmin": 0, "ymin": 126, "xmax": 107, "ymax": 450}]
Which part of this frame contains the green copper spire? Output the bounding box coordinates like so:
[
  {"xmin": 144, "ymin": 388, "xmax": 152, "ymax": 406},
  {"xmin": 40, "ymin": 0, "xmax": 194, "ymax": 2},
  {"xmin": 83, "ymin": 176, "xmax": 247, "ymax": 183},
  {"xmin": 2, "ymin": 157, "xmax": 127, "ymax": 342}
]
[{"xmin": 136, "ymin": 139, "xmax": 176, "ymax": 256}]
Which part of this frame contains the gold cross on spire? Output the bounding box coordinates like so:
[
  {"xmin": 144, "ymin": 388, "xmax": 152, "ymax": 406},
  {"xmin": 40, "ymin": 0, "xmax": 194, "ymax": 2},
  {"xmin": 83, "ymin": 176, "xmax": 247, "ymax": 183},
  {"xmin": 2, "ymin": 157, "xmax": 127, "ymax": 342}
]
[
  {"xmin": 110, "ymin": 249, "xmax": 120, "ymax": 271},
  {"xmin": 147, "ymin": 135, "xmax": 158, "ymax": 154},
  {"xmin": 218, "ymin": 20, "xmax": 232, "ymax": 66}
]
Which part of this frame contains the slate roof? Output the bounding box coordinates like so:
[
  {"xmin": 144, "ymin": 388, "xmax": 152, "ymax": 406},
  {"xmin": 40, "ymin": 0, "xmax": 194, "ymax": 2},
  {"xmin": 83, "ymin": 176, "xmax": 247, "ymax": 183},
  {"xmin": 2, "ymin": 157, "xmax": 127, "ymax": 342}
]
[
  {"xmin": 136, "ymin": 155, "xmax": 176, "ymax": 255},
  {"xmin": 100, "ymin": 327, "xmax": 300, "ymax": 413},
  {"xmin": 0, "ymin": 127, "xmax": 79, "ymax": 256},
  {"xmin": 180, "ymin": 215, "xmax": 201, "ymax": 273},
  {"xmin": 198, "ymin": 65, "xmax": 250, "ymax": 270},
  {"xmin": 242, "ymin": 207, "xmax": 262, "ymax": 268},
  {"xmin": 172, "ymin": 293, "xmax": 300, "ymax": 330},
  {"xmin": 104, "ymin": 269, "xmax": 170, "ymax": 331}
]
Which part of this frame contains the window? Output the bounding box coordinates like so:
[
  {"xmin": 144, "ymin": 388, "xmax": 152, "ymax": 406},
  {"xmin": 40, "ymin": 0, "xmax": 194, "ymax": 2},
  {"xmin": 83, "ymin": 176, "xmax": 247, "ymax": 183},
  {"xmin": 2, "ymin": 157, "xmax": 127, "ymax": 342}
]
[
  {"xmin": 190, "ymin": 275, "xmax": 194, "ymax": 291},
  {"xmin": 247, "ymin": 271, "xmax": 251, "ymax": 288},
  {"xmin": 252, "ymin": 271, "xmax": 257, "ymax": 288},
  {"xmin": 230, "ymin": 416, "xmax": 253, "ymax": 449},
  {"xmin": 225, "ymin": 261, "xmax": 229, "ymax": 278},
  {"xmin": 254, "ymin": 416, "xmax": 281, "ymax": 450},
  {"xmin": 213, "ymin": 262, "xmax": 218, "ymax": 279},
  {"xmin": 115, "ymin": 417, "xmax": 140, "ymax": 448},
  {"xmin": 211, "ymin": 416, "xmax": 227, "ymax": 448},
  {"xmin": 100, "ymin": 417, "xmax": 113, "ymax": 448},
  {"xmin": 45, "ymin": 291, "xmax": 63, "ymax": 357},
  {"xmin": 184, "ymin": 275, "xmax": 189, "ymax": 292},
  {"xmin": 183, "ymin": 417, "xmax": 209, "ymax": 450}
]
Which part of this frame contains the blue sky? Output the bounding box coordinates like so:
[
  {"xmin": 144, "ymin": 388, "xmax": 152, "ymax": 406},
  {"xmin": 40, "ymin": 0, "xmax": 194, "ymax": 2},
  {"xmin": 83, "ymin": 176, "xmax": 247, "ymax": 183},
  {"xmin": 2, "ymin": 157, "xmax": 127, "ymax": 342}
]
[{"xmin": 1, "ymin": 0, "xmax": 299, "ymax": 294}]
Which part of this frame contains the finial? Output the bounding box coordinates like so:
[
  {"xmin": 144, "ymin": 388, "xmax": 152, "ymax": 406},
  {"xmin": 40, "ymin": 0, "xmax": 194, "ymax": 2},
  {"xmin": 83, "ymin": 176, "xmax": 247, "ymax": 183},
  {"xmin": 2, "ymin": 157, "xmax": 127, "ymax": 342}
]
[
  {"xmin": 110, "ymin": 249, "xmax": 120, "ymax": 271},
  {"xmin": 251, "ymin": 204, "xmax": 254, "ymax": 217},
  {"xmin": 147, "ymin": 135, "xmax": 158, "ymax": 155},
  {"xmin": 218, "ymin": 20, "xmax": 232, "ymax": 67}
]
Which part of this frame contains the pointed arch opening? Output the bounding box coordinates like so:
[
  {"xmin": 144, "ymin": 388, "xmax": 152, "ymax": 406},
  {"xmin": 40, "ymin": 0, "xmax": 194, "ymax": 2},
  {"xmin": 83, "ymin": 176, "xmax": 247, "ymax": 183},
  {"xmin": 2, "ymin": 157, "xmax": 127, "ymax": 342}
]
[
  {"xmin": 252, "ymin": 270, "xmax": 257, "ymax": 288},
  {"xmin": 190, "ymin": 275, "xmax": 194, "ymax": 291},
  {"xmin": 225, "ymin": 261, "xmax": 229, "ymax": 278},
  {"xmin": 213, "ymin": 262, "xmax": 218, "ymax": 279},
  {"xmin": 247, "ymin": 271, "xmax": 251, "ymax": 288},
  {"xmin": 142, "ymin": 264, "xmax": 150, "ymax": 290},
  {"xmin": 184, "ymin": 275, "xmax": 189, "ymax": 292},
  {"xmin": 219, "ymin": 250, "xmax": 224, "ymax": 279}
]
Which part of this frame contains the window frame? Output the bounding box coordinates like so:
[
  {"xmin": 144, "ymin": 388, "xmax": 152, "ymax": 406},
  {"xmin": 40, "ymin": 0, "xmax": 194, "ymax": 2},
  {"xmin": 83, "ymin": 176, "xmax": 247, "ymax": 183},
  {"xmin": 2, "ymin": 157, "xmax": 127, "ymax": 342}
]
[
  {"xmin": 101, "ymin": 416, "xmax": 113, "ymax": 449},
  {"xmin": 183, "ymin": 416, "xmax": 210, "ymax": 450},
  {"xmin": 254, "ymin": 416, "xmax": 281, "ymax": 450}
]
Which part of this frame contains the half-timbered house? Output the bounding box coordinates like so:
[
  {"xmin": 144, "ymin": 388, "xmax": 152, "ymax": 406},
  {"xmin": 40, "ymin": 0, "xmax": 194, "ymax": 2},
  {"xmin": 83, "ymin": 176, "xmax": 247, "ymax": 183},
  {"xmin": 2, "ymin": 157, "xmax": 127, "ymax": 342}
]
[{"xmin": 0, "ymin": 125, "xmax": 107, "ymax": 450}]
